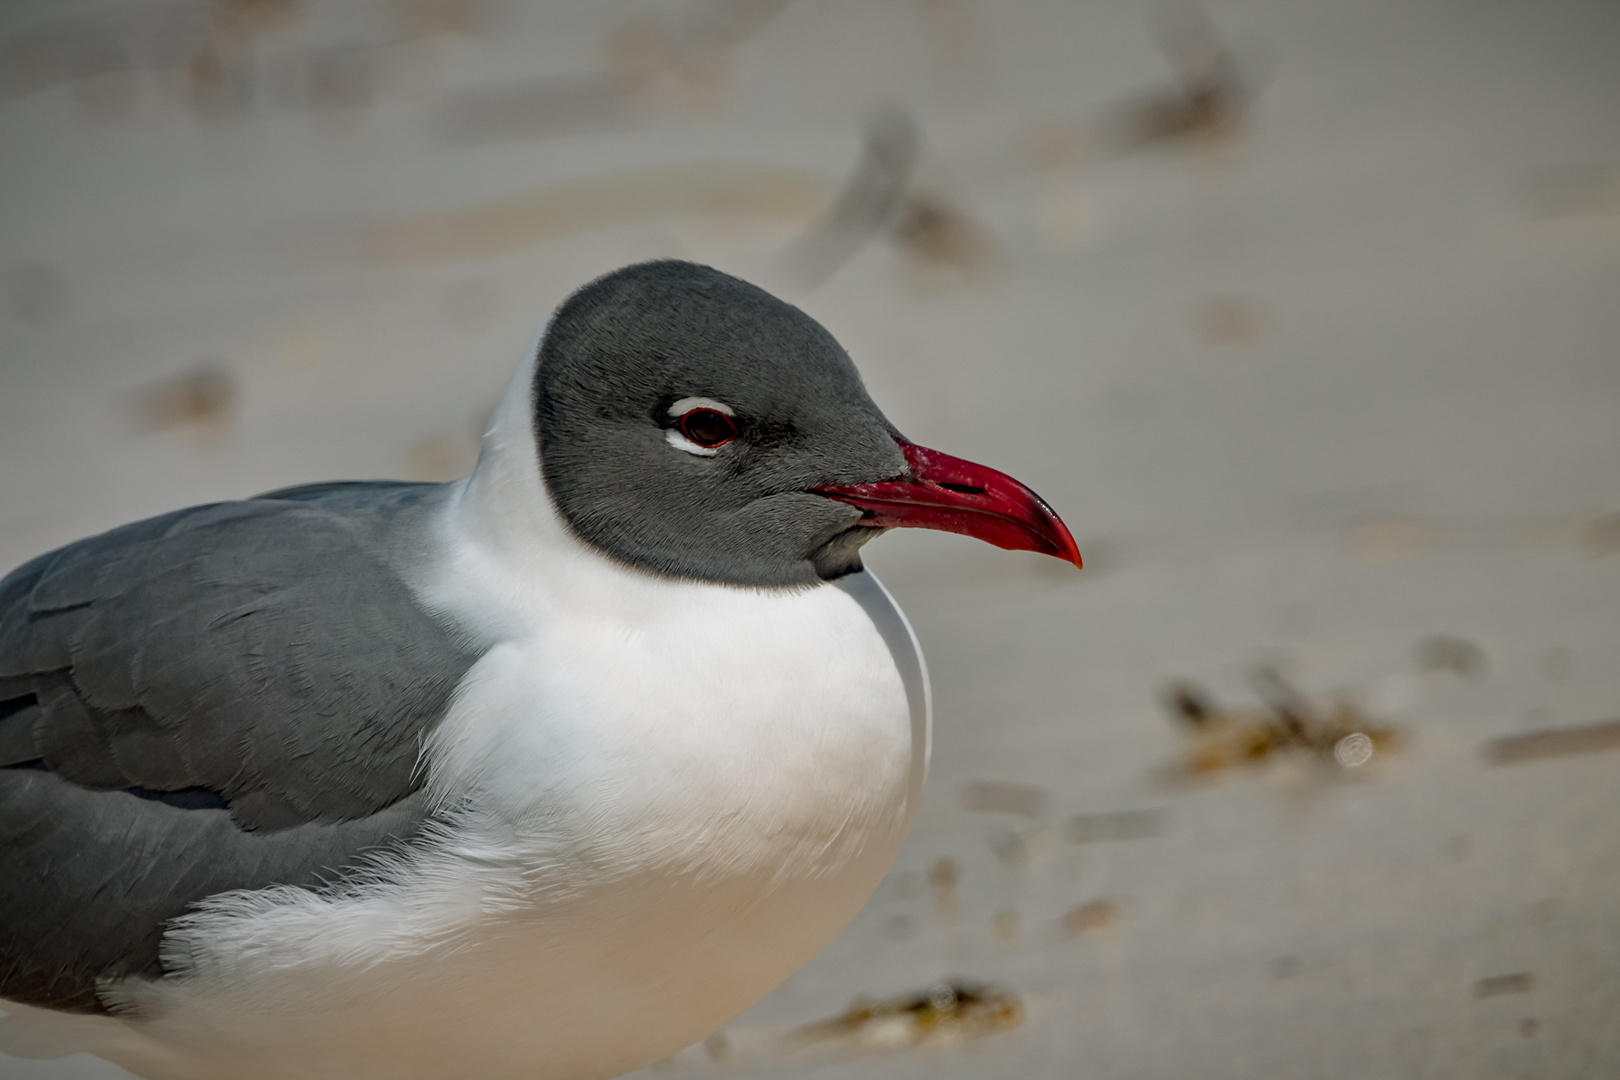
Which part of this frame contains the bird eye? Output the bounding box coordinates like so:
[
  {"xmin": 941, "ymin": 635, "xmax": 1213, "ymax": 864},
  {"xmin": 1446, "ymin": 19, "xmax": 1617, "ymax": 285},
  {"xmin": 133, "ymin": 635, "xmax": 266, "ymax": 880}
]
[{"xmin": 677, "ymin": 408, "xmax": 737, "ymax": 449}]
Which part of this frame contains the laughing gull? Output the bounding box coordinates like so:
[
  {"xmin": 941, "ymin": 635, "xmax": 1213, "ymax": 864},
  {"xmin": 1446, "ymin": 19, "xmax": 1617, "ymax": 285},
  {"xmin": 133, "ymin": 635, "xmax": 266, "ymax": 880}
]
[{"xmin": 0, "ymin": 260, "xmax": 1080, "ymax": 1080}]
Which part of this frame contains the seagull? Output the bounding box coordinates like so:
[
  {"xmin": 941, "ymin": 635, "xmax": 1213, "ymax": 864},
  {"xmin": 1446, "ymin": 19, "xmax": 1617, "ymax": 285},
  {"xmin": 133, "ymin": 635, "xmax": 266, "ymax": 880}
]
[{"xmin": 0, "ymin": 261, "xmax": 1080, "ymax": 1080}]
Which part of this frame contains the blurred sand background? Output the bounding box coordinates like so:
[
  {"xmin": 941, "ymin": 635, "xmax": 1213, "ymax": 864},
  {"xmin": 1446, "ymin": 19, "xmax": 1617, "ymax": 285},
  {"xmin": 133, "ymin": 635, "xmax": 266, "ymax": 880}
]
[{"xmin": 1, "ymin": 0, "xmax": 1618, "ymax": 1076}]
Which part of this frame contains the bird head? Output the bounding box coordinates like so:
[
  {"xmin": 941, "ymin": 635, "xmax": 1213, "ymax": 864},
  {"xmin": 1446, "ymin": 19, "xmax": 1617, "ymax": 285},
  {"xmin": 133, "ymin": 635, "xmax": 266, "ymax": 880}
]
[{"xmin": 533, "ymin": 260, "xmax": 1081, "ymax": 587}]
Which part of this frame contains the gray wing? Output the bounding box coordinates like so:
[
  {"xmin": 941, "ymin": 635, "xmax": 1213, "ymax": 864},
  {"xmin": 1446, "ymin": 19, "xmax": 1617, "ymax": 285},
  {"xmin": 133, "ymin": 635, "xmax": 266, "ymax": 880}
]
[{"xmin": 0, "ymin": 482, "xmax": 485, "ymax": 1012}]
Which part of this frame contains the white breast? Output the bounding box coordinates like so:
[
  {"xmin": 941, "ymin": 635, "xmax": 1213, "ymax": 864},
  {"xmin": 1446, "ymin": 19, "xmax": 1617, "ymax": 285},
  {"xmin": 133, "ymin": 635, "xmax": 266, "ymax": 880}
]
[{"xmin": 424, "ymin": 564, "xmax": 925, "ymax": 878}]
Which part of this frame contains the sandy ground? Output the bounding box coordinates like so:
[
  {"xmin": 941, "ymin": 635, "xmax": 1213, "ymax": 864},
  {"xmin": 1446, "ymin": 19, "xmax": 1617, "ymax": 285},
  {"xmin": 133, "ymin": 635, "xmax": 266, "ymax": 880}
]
[{"xmin": 2, "ymin": 0, "xmax": 1618, "ymax": 1076}]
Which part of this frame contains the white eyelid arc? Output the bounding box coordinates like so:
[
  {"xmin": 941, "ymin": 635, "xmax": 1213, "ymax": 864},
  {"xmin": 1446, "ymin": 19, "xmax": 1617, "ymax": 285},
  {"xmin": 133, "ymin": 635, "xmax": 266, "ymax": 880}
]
[
  {"xmin": 666, "ymin": 428, "xmax": 719, "ymax": 456},
  {"xmin": 667, "ymin": 396, "xmax": 734, "ymax": 418}
]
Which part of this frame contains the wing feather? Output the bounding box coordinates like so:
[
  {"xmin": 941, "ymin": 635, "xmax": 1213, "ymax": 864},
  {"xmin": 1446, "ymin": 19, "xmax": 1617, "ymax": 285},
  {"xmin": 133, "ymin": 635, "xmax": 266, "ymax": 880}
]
[{"xmin": 0, "ymin": 482, "xmax": 485, "ymax": 1012}]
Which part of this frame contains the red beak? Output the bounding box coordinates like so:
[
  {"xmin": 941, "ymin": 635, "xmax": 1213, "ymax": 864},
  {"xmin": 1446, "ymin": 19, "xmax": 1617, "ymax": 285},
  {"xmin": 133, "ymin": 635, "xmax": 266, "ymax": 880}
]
[{"xmin": 812, "ymin": 439, "xmax": 1083, "ymax": 568}]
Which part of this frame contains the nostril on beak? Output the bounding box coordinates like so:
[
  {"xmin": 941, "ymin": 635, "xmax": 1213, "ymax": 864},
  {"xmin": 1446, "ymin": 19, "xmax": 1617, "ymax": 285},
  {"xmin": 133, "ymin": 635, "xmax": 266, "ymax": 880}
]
[{"xmin": 935, "ymin": 482, "xmax": 986, "ymax": 496}]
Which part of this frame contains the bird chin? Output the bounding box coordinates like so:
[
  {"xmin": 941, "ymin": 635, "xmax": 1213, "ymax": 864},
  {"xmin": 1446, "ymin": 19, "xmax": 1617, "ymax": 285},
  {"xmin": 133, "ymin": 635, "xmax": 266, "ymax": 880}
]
[{"xmin": 810, "ymin": 524, "xmax": 887, "ymax": 581}]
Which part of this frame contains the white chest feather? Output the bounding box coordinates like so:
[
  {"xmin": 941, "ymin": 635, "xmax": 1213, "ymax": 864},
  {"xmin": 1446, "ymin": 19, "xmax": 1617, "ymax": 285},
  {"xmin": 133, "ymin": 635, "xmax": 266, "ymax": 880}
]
[{"xmin": 427, "ymin": 568, "xmax": 922, "ymax": 884}]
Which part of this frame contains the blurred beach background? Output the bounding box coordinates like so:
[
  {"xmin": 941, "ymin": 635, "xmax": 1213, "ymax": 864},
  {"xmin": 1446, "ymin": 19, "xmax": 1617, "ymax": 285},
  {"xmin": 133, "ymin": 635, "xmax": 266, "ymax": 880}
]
[{"xmin": 1, "ymin": 0, "xmax": 1618, "ymax": 1076}]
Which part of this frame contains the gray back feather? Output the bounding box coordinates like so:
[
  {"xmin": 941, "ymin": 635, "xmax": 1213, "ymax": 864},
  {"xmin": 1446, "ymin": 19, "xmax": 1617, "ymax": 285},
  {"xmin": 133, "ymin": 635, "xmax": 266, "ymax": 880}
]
[{"xmin": 0, "ymin": 482, "xmax": 483, "ymax": 1012}]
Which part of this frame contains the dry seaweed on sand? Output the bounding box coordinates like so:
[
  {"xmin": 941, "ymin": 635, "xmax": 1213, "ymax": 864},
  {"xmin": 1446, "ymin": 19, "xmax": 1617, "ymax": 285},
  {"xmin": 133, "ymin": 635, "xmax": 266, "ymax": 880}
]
[
  {"xmin": 1160, "ymin": 666, "xmax": 1401, "ymax": 781},
  {"xmin": 787, "ymin": 979, "xmax": 1023, "ymax": 1054}
]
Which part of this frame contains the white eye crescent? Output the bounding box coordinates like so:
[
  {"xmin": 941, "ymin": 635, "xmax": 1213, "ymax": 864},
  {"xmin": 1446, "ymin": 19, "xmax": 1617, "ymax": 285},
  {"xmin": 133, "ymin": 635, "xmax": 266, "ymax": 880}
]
[{"xmin": 668, "ymin": 397, "xmax": 734, "ymax": 418}]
